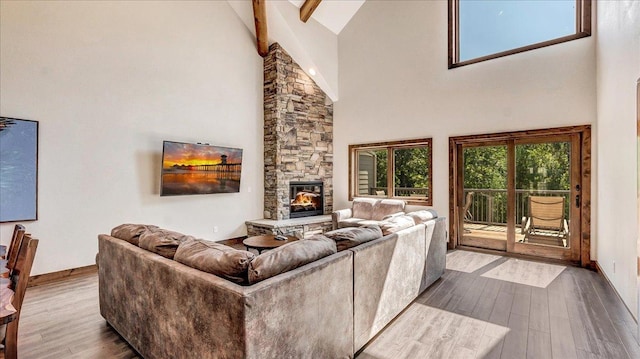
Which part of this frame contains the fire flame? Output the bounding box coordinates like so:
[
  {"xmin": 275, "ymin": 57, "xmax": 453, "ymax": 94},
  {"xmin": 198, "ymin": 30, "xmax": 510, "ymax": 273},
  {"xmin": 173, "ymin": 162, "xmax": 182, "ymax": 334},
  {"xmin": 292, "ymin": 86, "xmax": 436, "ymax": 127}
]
[{"xmin": 291, "ymin": 191, "xmax": 319, "ymax": 207}]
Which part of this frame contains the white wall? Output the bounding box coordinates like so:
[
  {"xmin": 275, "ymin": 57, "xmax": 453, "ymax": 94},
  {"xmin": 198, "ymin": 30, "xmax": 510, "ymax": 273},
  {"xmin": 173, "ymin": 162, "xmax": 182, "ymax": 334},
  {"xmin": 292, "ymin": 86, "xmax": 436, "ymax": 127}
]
[
  {"xmin": 335, "ymin": 0, "xmax": 596, "ymax": 213},
  {"xmin": 596, "ymin": 0, "xmax": 640, "ymax": 318},
  {"xmin": 0, "ymin": 1, "xmax": 264, "ymax": 275},
  {"xmin": 270, "ymin": 0, "xmax": 338, "ymax": 101}
]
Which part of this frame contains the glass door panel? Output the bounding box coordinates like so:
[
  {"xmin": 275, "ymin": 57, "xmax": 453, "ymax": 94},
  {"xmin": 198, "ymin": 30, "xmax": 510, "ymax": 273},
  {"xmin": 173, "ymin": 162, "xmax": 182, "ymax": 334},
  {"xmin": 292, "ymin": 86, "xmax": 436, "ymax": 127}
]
[
  {"xmin": 460, "ymin": 145, "xmax": 508, "ymax": 251},
  {"xmin": 512, "ymin": 135, "xmax": 581, "ymax": 261},
  {"xmin": 515, "ymin": 141, "xmax": 572, "ymax": 248}
]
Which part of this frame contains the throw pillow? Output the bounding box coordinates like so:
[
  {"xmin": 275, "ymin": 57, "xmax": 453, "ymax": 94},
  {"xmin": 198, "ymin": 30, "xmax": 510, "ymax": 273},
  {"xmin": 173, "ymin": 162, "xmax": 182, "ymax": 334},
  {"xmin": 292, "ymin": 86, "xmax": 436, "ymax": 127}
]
[
  {"xmin": 407, "ymin": 209, "xmax": 438, "ymax": 224},
  {"xmin": 380, "ymin": 215, "xmax": 416, "ymax": 236},
  {"xmin": 324, "ymin": 225, "xmax": 383, "ymax": 251},
  {"xmin": 138, "ymin": 228, "xmax": 193, "ymax": 259},
  {"xmin": 110, "ymin": 224, "xmax": 159, "ymax": 246},
  {"xmin": 248, "ymin": 235, "xmax": 337, "ymax": 284},
  {"xmin": 174, "ymin": 238, "xmax": 255, "ymax": 284}
]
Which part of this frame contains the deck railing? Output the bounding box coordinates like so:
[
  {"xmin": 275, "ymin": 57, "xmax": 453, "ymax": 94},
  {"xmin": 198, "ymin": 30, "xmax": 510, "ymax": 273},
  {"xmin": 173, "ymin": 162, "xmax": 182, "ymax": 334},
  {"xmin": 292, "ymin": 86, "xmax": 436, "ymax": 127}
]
[
  {"xmin": 368, "ymin": 187, "xmax": 429, "ymax": 197},
  {"xmin": 463, "ymin": 189, "xmax": 570, "ymax": 226}
]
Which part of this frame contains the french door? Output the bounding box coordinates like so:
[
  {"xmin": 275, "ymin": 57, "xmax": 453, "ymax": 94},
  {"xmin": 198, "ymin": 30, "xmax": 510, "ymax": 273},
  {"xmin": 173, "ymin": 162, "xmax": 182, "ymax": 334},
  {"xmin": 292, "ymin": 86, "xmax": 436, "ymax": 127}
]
[{"xmin": 450, "ymin": 126, "xmax": 591, "ymax": 264}]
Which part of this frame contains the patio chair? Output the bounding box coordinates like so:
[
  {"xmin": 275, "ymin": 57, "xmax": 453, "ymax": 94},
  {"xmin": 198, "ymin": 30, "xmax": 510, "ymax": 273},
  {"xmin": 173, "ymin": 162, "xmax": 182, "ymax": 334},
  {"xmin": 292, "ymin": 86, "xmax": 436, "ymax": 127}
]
[
  {"xmin": 462, "ymin": 192, "xmax": 474, "ymax": 234},
  {"xmin": 463, "ymin": 191, "xmax": 474, "ymax": 222},
  {"xmin": 521, "ymin": 196, "xmax": 568, "ymax": 246}
]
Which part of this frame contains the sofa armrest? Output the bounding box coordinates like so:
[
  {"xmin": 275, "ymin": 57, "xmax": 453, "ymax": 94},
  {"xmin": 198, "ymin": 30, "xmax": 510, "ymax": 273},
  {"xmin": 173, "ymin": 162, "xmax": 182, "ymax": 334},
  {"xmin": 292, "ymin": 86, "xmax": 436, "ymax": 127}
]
[{"xmin": 332, "ymin": 208, "xmax": 353, "ymax": 230}]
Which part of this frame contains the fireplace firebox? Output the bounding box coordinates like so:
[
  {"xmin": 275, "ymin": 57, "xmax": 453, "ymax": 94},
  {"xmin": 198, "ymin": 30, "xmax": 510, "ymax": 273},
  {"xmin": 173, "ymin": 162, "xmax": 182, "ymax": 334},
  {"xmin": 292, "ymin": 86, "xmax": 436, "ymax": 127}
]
[{"xmin": 289, "ymin": 181, "xmax": 324, "ymax": 218}]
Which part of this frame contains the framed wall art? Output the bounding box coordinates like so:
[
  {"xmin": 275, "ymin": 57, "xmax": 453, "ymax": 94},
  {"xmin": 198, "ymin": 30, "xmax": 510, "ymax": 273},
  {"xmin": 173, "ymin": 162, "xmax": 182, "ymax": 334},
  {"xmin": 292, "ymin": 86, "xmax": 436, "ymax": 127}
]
[{"xmin": 0, "ymin": 117, "xmax": 38, "ymax": 222}]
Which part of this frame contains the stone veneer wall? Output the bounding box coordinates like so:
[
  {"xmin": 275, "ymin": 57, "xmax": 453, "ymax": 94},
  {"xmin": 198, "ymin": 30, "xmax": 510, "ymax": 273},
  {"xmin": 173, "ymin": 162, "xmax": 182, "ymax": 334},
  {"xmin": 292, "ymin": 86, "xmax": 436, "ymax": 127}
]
[{"xmin": 263, "ymin": 43, "xmax": 333, "ymax": 220}]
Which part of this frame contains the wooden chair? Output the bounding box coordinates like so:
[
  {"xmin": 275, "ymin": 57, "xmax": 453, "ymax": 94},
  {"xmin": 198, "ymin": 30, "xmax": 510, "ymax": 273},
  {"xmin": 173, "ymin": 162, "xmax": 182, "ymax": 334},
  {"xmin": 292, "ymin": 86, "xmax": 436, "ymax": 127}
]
[
  {"xmin": 1, "ymin": 233, "xmax": 38, "ymax": 359},
  {"xmin": 521, "ymin": 196, "xmax": 568, "ymax": 246},
  {"xmin": 462, "ymin": 191, "xmax": 474, "ymax": 222},
  {"xmin": 462, "ymin": 192, "xmax": 474, "ymax": 234},
  {"xmin": 5, "ymin": 225, "xmax": 26, "ymax": 273}
]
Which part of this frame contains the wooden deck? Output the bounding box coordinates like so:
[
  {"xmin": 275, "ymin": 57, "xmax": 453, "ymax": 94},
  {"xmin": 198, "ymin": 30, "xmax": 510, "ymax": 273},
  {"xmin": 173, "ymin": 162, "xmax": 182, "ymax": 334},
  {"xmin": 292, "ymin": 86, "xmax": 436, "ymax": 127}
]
[{"xmin": 461, "ymin": 223, "xmax": 566, "ymax": 250}]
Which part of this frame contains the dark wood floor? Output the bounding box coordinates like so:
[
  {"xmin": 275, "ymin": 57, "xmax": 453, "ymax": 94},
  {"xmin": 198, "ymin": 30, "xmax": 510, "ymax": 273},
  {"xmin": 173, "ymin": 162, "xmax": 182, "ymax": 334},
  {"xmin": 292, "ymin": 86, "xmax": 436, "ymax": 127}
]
[{"xmin": 12, "ymin": 251, "xmax": 640, "ymax": 359}]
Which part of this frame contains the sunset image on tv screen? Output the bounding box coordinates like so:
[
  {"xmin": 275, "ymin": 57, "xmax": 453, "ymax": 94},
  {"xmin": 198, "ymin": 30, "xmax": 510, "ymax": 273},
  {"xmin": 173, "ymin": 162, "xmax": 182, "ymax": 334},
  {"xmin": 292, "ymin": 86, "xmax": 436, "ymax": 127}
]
[{"xmin": 160, "ymin": 141, "xmax": 242, "ymax": 196}]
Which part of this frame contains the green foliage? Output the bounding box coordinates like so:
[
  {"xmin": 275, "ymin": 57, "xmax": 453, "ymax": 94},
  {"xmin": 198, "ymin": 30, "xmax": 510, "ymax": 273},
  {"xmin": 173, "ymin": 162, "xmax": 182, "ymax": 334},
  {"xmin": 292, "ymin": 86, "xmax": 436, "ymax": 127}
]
[
  {"xmin": 394, "ymin": 147, "xmax": 430, "ymax": 188},
  {"xmin": 371, "ymin": 147, "xmax": 431, "ymax": 191},
  {"xmin": 515, "ymin": 142, "xmax": 570, "ymax": 190},
  {"xmin": 463, "ymin": 146, "xmax": 507, "ymax": 189},
  {"xmin": 463, "ymin": 142, "xmax": 570, "ymax": 191}
]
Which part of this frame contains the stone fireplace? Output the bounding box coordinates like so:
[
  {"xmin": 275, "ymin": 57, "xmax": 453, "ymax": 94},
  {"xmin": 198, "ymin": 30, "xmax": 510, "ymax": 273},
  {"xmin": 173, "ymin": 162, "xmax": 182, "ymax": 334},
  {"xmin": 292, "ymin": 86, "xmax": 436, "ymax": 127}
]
[{"xmin": 263, "ymin": 43, "xmax": 333, "ymax": 220}]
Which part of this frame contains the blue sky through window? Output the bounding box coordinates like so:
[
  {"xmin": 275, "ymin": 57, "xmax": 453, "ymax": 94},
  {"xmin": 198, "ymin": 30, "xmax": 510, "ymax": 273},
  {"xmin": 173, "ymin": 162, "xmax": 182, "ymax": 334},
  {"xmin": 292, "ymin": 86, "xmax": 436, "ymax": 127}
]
[{"xmin": 459, "ymin": 0, "xmax": 576, "ymax": 62}]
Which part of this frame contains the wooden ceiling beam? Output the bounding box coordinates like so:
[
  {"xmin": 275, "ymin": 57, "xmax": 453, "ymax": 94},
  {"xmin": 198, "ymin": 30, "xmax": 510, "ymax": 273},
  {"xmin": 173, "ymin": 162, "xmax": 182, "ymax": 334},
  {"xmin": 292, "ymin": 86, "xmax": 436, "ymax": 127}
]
[
  {"xmin": 252, "ymin": 0, "xmax": 268, "ymax": 57},
  {"xmin": 300, "ymin": 0, "xmax": 322, "ymax": 23}
]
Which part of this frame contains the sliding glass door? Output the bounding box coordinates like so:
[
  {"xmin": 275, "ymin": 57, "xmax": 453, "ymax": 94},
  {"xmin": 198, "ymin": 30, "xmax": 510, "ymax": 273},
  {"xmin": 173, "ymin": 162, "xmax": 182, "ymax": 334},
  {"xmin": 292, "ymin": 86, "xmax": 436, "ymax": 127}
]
[{"xmin": 453, "ymin": 129, "xmax": 587, "ymax": 262}]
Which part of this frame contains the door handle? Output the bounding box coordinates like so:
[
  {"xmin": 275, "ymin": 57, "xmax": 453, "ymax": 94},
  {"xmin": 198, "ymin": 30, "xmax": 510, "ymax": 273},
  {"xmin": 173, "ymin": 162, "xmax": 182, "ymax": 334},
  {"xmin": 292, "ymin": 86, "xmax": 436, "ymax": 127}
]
[{"xmin": 575, "ymin": 194, "xmax": 580, "ymax": 208}]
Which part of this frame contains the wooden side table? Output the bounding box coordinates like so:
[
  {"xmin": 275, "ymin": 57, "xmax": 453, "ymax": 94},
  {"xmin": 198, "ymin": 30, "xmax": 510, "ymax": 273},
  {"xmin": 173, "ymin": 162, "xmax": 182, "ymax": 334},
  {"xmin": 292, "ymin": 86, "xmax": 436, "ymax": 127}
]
[{"xmin": 243, "ymin": 235, "xmax": 298, "ymax": 254}]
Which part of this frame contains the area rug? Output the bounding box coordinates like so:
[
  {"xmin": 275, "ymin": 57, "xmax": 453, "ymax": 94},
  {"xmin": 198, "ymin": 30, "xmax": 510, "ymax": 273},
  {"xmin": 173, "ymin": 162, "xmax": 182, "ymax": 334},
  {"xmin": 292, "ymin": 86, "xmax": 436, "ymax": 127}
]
[
  {"xmin": 446, "ymin": 250, "xmax": 502, "ymax": 273},
  {"xmin": 480, "ymin": 258, "xmax": 565, "ymax": 288}
]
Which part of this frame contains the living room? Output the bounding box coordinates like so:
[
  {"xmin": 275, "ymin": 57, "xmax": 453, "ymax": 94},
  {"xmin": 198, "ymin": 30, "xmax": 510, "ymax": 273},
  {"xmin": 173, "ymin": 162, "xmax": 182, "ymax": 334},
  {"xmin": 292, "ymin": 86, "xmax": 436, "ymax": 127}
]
[{"xmin": 0, "ymin": 0, "xmax": 638, "ymax": 358}]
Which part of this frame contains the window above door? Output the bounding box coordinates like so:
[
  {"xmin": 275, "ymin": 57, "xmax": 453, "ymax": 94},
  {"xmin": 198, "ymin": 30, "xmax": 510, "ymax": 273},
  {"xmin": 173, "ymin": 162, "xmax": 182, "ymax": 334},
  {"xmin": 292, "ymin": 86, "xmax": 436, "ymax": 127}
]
[{"xmin": 448, "ymin": 0, "xmax": 591, "ymax": 68}]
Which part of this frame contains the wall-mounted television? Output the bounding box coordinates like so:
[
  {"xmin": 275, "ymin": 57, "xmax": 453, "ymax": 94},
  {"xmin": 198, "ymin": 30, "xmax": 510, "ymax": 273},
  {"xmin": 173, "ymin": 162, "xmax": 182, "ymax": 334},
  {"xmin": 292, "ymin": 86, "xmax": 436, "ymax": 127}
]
[{"xmin": 161, "ymin": 141, "xmax": 243, "ymax": 196}]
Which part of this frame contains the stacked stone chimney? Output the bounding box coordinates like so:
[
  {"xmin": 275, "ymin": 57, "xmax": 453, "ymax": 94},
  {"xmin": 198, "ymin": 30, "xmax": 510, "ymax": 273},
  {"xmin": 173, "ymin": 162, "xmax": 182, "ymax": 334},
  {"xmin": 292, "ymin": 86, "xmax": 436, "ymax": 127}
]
[{"xmin": 263, "ymin": 43, "xmax": 333, "ymax": 220}]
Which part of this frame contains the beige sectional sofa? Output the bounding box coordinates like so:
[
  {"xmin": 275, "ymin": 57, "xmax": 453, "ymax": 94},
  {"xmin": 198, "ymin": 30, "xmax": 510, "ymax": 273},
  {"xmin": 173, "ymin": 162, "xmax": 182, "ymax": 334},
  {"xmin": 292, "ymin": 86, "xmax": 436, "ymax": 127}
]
[{"xmin": 97, "ymin": 213, "xmax": 446, "ymax": 359}]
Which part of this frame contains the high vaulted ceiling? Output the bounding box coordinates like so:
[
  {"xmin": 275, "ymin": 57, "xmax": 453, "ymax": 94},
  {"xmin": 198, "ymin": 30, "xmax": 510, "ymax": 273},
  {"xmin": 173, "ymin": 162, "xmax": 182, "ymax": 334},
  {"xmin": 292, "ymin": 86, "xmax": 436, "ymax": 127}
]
[
  {"xmin": 288, "ymin": 0, "xmax": 366, "ymax": 34},
  {"xmin": 229, "ymin": 0, "xmax": 366, "ymax": 101}
]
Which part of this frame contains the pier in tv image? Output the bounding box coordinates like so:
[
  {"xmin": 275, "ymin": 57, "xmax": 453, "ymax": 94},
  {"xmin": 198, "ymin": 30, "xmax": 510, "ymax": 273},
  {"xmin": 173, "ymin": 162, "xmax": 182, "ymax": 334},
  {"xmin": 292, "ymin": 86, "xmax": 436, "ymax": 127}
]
[{"xmin": 161, "ymin": 141, "xmax": 243, "ymax": 196}]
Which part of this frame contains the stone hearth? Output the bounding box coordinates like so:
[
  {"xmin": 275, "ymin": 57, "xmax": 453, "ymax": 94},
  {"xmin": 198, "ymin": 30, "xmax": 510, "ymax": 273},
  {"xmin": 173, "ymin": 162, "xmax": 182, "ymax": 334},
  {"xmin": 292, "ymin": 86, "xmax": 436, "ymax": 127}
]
[{"xmin": 263, "ymin": 43, "xmax": 333, "ymax": 220}]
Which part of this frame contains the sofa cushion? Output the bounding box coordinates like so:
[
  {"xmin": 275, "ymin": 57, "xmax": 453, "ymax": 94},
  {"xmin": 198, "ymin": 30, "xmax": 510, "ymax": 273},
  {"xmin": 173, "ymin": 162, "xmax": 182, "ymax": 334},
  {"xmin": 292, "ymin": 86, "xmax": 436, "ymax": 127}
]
[
  {"xmin": 110, "ymin": 224, "xmax": 158, "ymax": 246},
  {"xmin": 407, "ymin": 209, "xmax": 438, "ymax": 224},
  {"xmin": 337, "ymin": 218, "xmax": 366, "ymax": 228},
  {"xmin": 174, "ymin": 238, "xmax": 255, "ymax": 284},
  {"xmin": 380, "ymin": 215, "xmax": 416, "ymax": 236},
  {"xmin": 248, "ymin": 235, "xmax": 337, "ymax": 284},
  {"xmin": 355, "ymin": 220, "xmax": 384, "ymax": 227},
  {"xmin": 324, "ymin": 225, "xmax": 383, "ymax": 251},
  {"xmin": 138, "ymin": 228, "xmax": 193, "ymax": 259},
  {"xmin": 371, "ymin": 199, "xmax": 406, "ymax": 221},
  {"xmin": 352, "ymin": 198, "xmax": 378, "ymax": 220},
  {"xmin": 382, "ymin": 212, "xmax": 405, "ymax": 220}
]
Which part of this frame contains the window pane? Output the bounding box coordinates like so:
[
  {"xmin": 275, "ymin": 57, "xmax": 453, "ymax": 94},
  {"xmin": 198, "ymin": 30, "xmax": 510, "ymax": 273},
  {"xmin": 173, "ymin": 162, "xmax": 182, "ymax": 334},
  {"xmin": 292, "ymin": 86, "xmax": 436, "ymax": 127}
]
[
  {"xmin": 463, "ymin": 145, "xmax": 508, "ymax": 226},
  {"xmin": 459, "ymin": 0, "xmax": 576, "ymax": 62},
  {"xmin": 350, "ymin": 139, "xmax": 432, "ymax": 205},
  {"xmin": 356, "ymin": 149, "xmax": 388, "ymax": 196},
  {"xmin": 393, "ymin": 147, "xmax": 430, "ymax": 199}
]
